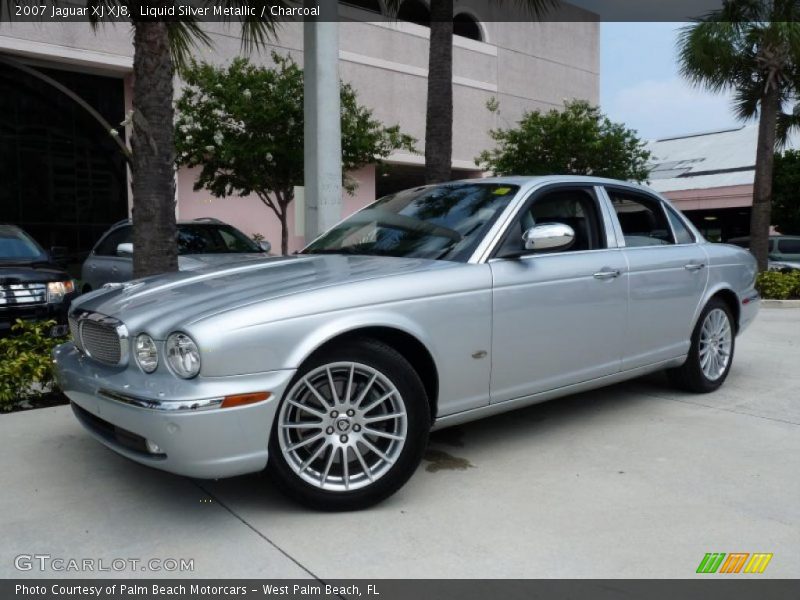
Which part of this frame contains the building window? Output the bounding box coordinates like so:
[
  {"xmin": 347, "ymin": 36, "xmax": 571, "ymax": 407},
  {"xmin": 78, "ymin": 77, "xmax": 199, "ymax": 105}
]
[
  {"xmin": 398, "ymin": 0, "xmax": 430, "ymax": 27},
  {"xmin": 454, "ymin": 13, "xmax": 483, "ymax": 41},
  {"xmin": 0, "ymin": 64, "xmax": 128, "ymax": 262},
  {"xmin": 341, "ymin": 0, "xmax": 382, "ymax": 14}
]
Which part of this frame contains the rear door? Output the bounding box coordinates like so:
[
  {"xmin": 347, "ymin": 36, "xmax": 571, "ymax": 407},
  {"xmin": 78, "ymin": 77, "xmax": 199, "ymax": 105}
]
[{"xmin": 603, "ymin": 187, "xmax": 708, "ymax": 370}]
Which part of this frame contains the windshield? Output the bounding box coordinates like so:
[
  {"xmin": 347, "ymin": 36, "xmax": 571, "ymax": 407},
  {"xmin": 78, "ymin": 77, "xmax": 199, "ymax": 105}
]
[
  {"xmin": 177, "ymin": 224, "xmax": 262, "ymax": 255},
  {"xmin": 303, "ymin": 182, "xmax": 520, "ymax": 261},
  {"xmin": 0, "ymin": 225, "xmax": 46, "ymax": 261}
]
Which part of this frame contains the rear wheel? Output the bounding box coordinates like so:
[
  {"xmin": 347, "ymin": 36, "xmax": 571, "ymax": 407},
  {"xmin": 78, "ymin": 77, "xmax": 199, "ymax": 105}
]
[
  {"xmin": 668, "ymin": 298, "xmax": 735, "ymax": 393},
  {"xmin": 267, "ymin": 338, "xmax": 430, "ymax": 510}
]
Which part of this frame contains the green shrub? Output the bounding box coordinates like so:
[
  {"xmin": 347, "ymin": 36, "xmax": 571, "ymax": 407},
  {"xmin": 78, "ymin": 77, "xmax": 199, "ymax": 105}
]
[
  {"xmin": 755, "ymin": 270, "xmax": 800, "ymax": 300},
  {"xmin": 0, "ymin": 319, "xmax": 68, "ymax": 411}
]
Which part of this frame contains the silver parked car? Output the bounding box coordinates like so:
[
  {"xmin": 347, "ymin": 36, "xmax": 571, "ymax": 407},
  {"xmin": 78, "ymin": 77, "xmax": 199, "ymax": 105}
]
[
  {"xmin": 54, "ymin": 176, "xmax": 759, "ymax": 510},
  {"xmin": 80, "ymin": 218, "xmax": 271, "ymax": 293}
]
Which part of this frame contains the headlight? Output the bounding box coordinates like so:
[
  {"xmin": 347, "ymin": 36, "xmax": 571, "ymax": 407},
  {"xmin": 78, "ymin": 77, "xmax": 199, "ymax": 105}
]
[
  {"xmin": 165, "ymin": 332, "xmax": 201, "ymax": 378},
  {"xmin": 135, "ymin": 333, "xmax": 158, "ymax": 374},
  {"xmin": 47, "ymin": 280, "xmax": 75, "ymax": 303}
]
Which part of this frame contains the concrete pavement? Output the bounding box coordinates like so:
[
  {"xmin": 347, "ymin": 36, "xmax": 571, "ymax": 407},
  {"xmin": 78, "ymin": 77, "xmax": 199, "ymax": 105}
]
[{"xmin": 1, "ymin": 308, "xmax": 798, "ymax": 579}]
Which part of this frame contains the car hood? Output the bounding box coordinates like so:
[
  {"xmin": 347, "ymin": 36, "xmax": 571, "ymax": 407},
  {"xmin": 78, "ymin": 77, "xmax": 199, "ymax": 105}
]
[
  {"xmin": 73, "ymin": 254, "xmax": 458, "ymax": 336},
  {"xmin": 177, "ymin": 253, "xmax": 268, "ymax": 270},
  {"xmin": 0, "ymin": 261, "xmax": 70, "ymax": 284}
]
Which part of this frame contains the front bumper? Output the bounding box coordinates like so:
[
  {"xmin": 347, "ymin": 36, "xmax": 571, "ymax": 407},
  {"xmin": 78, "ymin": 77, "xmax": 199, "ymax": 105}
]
[
  {"xmin": 53, "ymin": 342, "xmax": 295, "ymax": 479},
  {"xmin": 0, "ymin": 294, "xmax": 74, "ymax": 337}
]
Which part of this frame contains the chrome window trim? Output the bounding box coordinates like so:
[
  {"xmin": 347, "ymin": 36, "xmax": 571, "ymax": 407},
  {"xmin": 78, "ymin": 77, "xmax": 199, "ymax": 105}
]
[
  {"xmin": 97, "ymin": 389, "xmax": 224, "ymax": 412},
  {"xmin": 594, "ymin": 185, "xmax": 623, "ymax": 248}
]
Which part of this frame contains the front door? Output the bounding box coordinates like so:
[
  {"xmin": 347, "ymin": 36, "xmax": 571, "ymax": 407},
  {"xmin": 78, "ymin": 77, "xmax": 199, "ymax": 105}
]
[{"xmin": 489, "ymin": 186, "xmax": 628, "ymax": 404}]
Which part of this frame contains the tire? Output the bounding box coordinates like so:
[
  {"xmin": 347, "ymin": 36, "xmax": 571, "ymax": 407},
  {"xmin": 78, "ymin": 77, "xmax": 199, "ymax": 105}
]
[
  {"xmin": 668, "ymin": 297, "xmax": 735, "ymax": 393},
  {"xmin": 267, "ymin": 338, "xmax": 430, "ymax": 511}
]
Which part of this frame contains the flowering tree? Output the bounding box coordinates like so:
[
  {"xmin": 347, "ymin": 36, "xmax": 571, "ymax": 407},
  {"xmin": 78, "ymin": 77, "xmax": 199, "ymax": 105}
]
[{"xmin": 174, "ymin": 54, "xmax": 417, "ymax": 254}]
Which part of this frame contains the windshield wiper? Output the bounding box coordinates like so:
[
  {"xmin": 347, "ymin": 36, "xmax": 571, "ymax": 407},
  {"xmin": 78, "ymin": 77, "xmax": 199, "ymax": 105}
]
[{"xmin": 302, "ymin": 247, "xmax": 364, "ymax": 255}]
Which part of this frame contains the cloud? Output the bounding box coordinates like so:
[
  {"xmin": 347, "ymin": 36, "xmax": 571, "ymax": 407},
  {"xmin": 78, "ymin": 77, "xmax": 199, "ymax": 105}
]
[{"xmin": 603, "ymin": 77, "xmax": 741, "ymax": 140}]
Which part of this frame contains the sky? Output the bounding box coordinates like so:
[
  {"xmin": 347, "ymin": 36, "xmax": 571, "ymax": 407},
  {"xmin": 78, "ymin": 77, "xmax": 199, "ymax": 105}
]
[{"xmin": 600, "ymin": 22, "xmax": 744, "ymax": 141}]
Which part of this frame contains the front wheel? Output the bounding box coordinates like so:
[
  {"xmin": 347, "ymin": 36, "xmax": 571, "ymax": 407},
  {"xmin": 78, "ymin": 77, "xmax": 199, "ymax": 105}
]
[
  {"xmin": 668, "ymin": 298, "xmax": 735, "ymax": 393},
  {"xmin": 267, "ymin": 339, "xmax": 430, "ymax": 511}
]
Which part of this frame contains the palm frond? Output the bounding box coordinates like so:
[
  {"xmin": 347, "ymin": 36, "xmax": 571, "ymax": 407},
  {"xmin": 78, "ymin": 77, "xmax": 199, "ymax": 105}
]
[
  {"xmin": 216, "ymin": 0, "xmax": 286, "ymax": 54},
  {"xmin": 383, "ymin": 0, "xmax": 559, "ymax": 19},
  {"xmin": 168, "ymin": 20, "xmax": 213, "ymax": 72},
  {"xmin": 777, "ymin": 108, "xmax": 800, "ymax": 147}
]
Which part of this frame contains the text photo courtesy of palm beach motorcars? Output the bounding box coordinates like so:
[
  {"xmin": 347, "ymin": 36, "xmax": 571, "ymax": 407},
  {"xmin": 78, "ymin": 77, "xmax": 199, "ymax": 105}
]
[{"xmin": 1, "ymin": 0, "xmax": 799, "ymax": 590}]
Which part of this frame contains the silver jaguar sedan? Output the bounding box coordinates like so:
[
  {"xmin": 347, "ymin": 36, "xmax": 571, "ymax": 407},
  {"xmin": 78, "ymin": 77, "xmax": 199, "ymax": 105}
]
[{"xmin": 53, "ymin": 176, "xmax": 759, "ymax": 510}]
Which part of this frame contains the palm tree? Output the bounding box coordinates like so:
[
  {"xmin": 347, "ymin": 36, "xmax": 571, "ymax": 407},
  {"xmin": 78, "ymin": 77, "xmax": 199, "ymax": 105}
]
[
  {"xmin": 678, "ymin": 1, "xmax": 800, "ymax": 272},
  {"xmin": 80, "ymin": 1, "xmax": 283, "ymax": 278},
  {"xmin": 386, "ymin": 0, "xmax": 556, "ymax": 185}
]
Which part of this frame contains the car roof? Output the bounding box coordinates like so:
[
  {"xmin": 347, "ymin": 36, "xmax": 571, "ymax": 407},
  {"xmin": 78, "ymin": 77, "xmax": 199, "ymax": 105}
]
[
  {"xmin": 106, "ymin": 218, "xmax": 231, "ymax": 229},
  {"xmin": 444, "ymin": 175, "xmax": 660, "ymax": 196}
]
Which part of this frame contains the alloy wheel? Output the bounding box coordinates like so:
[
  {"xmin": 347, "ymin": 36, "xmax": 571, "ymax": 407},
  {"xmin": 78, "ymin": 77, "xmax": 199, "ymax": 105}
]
[
  {"xmin": 698, "ymin": 308, "xmax": 732, "ymax": 381},
  {"xmin": 277, "ymin": 362, "xmax": 408, "ymax": 492}
]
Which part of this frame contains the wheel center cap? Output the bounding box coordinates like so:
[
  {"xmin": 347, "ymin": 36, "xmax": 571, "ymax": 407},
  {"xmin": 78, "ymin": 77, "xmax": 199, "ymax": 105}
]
[{"xmin": 336, "ymin": 418, "xmax": 351, "ymax": 433}]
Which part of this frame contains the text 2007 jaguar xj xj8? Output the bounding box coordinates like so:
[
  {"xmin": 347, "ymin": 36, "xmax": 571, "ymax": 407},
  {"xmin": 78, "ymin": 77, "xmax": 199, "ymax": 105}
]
[{"xmin": 54, "ymin": 176, "xmax": 759, "ymax": 510}]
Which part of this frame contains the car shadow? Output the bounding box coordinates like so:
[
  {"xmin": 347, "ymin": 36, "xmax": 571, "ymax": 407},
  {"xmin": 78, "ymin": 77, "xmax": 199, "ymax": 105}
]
[
  {"xmin": 45, "ymin": 370, "xmax": 685, "ymax": 517},
  {"xmin": 191, "ymin": 370, "xmax": 684, "ymax": 512}
]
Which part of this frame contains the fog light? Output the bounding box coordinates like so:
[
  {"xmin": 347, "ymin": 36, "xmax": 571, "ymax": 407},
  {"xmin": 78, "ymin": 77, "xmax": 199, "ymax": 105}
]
[{"xmin": 145, "ymin": 440, "xmax": 163, "ymax": 455}]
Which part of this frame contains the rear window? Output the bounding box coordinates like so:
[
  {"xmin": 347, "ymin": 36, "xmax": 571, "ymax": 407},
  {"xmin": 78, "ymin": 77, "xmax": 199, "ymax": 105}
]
[
  {"xmin": 177, "ymin": 225, "xmax": 261, "ymax": 255},
  {"xmin": 665, "ymin": 207, "xmax": 695, "ymax": 244}
]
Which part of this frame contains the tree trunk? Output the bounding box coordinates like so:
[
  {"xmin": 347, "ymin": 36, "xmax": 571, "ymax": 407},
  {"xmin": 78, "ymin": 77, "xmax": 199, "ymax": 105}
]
[
  {"xmin": 424, "ymin": 0, "xmax": 454, "ymax": 184},
  {"xmin": 750, "ymin": 82, "xmax": 780, "ymax": 272},
  {"xmin": 130, "ymin": 21, "xmax": 178, "ymax": 279},
  {"xmin": 280, "ymin": 212, "xmax": 289, "ymax": 255}
]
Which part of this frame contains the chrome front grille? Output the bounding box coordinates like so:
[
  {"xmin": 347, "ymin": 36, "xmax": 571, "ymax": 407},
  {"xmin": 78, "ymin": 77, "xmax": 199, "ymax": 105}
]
[
  {"xmin": 70, "ymin": 311, "xmax": 127, "ymax": 366},
  {"xmin": 0, "ymin": 283, "xmax": 47, "ymax": 306}
]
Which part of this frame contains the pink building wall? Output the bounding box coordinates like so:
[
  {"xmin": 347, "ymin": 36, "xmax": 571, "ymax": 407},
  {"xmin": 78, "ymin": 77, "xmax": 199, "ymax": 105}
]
[
  {"xmin": 123, "ymin": 77, "xmax": 379, "ymax": 254},
  {"xmin": 662, "ymin": 185, "xmax": 753, "ymax": 211},
  {"xmin": 175, "ymin": 164, "xmax": 377, "ymax": 254}
]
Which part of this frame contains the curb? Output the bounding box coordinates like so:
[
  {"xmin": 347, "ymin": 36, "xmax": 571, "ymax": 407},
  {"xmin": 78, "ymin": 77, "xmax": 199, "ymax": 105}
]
[{"xmin": 761, "ymin": 299, "xmax": 800, "ymax": 308}]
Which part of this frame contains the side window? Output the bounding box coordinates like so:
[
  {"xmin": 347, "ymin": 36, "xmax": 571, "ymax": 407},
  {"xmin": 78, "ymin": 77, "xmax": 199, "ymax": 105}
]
[
  {"xmin": 664, "ymin": 206, "xmax": 695, "ymax": 244},
  {"xmin": 497, "ymin": 188, "xmax": 606, "ymax": 255},
  {"xmin": 94, "ymin": 226, "xmax": 131, "ymax": 256},
  {"xmin": 608, "ymin": 190, "xmax": 673, "ymax": 247},
  {"xmin": 778, "ymin": 239, "xmax": 800, "ymax": 255}
]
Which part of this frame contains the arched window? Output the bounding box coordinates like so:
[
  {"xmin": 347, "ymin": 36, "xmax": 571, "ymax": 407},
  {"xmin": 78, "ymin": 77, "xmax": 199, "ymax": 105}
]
[
  {"xmin": 453, "ymin": 13, "xmax": 483, "ymax": 41},
  {"xmin": 341, "ymin": 0, "xmax": 383, "ymax": 14},
  {"xmin": 398, "ymin": 0, "xmax": 430, "ymax": 27}
]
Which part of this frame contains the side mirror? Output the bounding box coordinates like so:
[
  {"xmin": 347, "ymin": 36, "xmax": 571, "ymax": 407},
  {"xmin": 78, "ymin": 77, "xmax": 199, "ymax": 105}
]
[
  {"xmin": 116, "ymin": 242, "xmax": 134, "ymax": 257},
  {"xmin": 49, "ymin": 246, "xmax": 69, "ymax": 265},
  {"xmin": 258, "ymin": 240, "xmax": 271, "ymax": 253},
  {"xmin": 522, "ymin": 223, "xmax": 575, "ymax": 252}
]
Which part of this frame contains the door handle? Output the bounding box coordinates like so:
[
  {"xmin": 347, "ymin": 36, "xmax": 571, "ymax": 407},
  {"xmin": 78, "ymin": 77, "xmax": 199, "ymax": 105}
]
[
  {"xmin": 684, "ymin": 263, "xmax": 705, "ymax": 271},
  {"xmin": 593, "ymin": 269, "xmax": 621, "ymax": 280}
]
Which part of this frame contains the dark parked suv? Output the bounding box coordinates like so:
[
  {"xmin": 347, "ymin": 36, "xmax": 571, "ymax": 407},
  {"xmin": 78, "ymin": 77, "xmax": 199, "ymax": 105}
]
[{"xmin": 0, "ymin": 224, "xmax": 77, "ymax": 337}]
